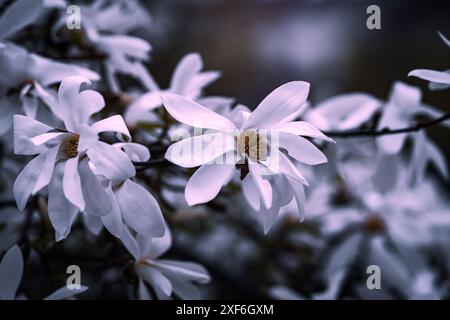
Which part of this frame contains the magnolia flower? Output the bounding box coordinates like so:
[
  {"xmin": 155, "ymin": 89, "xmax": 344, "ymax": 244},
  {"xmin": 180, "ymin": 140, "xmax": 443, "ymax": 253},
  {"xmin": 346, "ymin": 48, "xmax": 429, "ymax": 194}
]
[
  {"xmin": 13, "ymin": 76, "xmax": 138, "ymax": 240},
  {"xmin": 53, "ymin": 0, "xmax": 153, "ymax": 92},
  {"xmin": 409, "ymin": 32, "xmax": 450, "ymax": 90},
  {"xmin": 125, "ymin": 53, "xmax": 229, "ymax": 127},
  {"xmin": 162, "ymin": 81, "xmax": 333, "ymax": 232},
  {"xmin": 376, "ymin": 81, "xmax": 448, "ymax": 155},
  {"xmin": 303, "ymin": 93, "xmax": 381, "ymax": 131},
  {"xmin": 0, "ymin": 245, "xmax": 87, "ymax": 300},
  {"xmin": 0, "ymin": 42, "xmax": 99, "ymax": 135},
  {"xmin": 121, "ymin": 227, "xmax": 210, "ymax": 300}
]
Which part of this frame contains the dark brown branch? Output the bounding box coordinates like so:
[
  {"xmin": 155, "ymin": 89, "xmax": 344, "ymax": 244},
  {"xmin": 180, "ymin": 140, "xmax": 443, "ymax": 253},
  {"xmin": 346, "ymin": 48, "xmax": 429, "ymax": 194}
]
[{"xmin": 324, "ymin": 113, "xmax": 450, "ymax": 138}]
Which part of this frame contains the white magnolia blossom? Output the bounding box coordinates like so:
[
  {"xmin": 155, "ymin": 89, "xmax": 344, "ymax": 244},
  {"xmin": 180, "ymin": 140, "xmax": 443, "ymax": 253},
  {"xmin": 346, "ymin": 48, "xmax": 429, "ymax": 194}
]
[
  {"xmin": 121, "ymin": 227, "xmax": 210, "ymax": 300},
  {"xmin": 376, "ymin": 81, "xmax": 448, "ymax": 155},
  {"xmin": 13, "ymin": 76, "xmax": 160, "ymax": 240},
  {"xmin": 125, "ymin": 53, "xmax": 231, "ymax": 127},
  {"xmin": 162, "ymin": 81, "xmax": 334, "ymax": 232},
  {"xmin": 409, "ymin": 32, "xmax": 450, "ymax": 90},
  {"xmin": 0, "ymin": 245, "xmax": 87, "ymax": 300},
  {"xmin": 304, "ymin": 93, "xmax": 381, "ymax": 131},
  {"xmin": 53, "ymin": 0, "xmax": 153, "ymax": 92}
]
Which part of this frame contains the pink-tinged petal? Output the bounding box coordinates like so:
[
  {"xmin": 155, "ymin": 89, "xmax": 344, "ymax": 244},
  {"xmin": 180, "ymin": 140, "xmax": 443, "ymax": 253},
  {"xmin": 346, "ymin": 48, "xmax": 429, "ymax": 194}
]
[
  {"xmin": 114, "ymin": 143, "xmax": 150, "ymax": 162},
  {"xmin": 78, "ymin": 159, "xmax": 112, "ymax": 217},
  {"xmin": 242, "ymin": 173, "xmax": 261, "ymax": 211},
  {"xmin": 409, "ymin": 69, "xmax": 450, "ymax": 85},
  {"xmin": 77, "ymin": 125, "xmax": 99, "ymax": 152},
  {"xmin": 388, "ymin": 81, "xmax": 422, "ymax": 108},
  {"xmin": 0, "ymin": 0, "xmax": 44, "ymax": 40},
  {"xmin": 287, "ymin": 177, "xmax": 306, "ymax": 221},
  {"xmin": 264, "ymin": 149, "xmax": 309, "ymax": 185},
  {"xmin": 13, "ymin": 114, "xmax": 53, "ymax": 155},
  {"xmin": 101, "ymin": 184, "xmax": 123, "ymax": 238},
  {"xmin": 165, "ymin": 133, "xmax": 235, "ymax": 168},
  {"xmin": 170, "ymin": 53, "xmax": 203, "ymax": 94},
  {"xmin": 91, "ymin": 115, "xmax": 130, "ymax": 141},
  {"xmin": 161, "ymin": 93, "xmax": 236, "ymax": 130},
  {"xmin": 32, "ymin": 145, "xmax": 59, "ymax": 194},
  {"xmin": 44, "ymin": 285, "xmax": 88, "ymax": 300},
  {"xmin": 63, "ymin": 156, "xmax": 85, "ymax": 211},
  {"xmin": 249, "ymin": 162, "xmax": 272, "ymax": 209},
  {"xmin": 279, "ymin": 132, "xmax": 327, "ymax": 165},
  {"xmin": 120, "ymin": 227, "xmax": 141, "ymax": 260},
  {"xmin": 185, "ymin": 162, "xmax": 236, "ymax": 206},
  {"xmin": 153, "ymin": 260, "xmax": 210, "ymax": 283},
  {"xmin": 185, "ymin": 71, "xmax": 221, "ymax": 99},
  {"xmin": 14, "ymin": 151, "xmax": 48, "ymax": 211},
  {"xmin": 137, "ymin": 266, "xmax": 172, "ymax": 297},
  {"xmin": 30, "ymin": 132, "xmax": 64, "ymax": 146},
  {"xmin": 48, "ymin": 163, "xmax": 79, "ymax": 241},
  {"xmin": 57, "ymin": 76, "xmax": 92, "ymax": 132},
  {"xmin": 338, "ymin": 101, "xmax": 380, "ymax": 130},
  {"xmin": 116, "ymin": 179, "xmax": 165, "ymax": 238},
  {"xmin": 75, "ymin": 89, "xmax": 105, "ymax": 125},
  {"xmin": 274, "ymin": 121, "xmax": 334, "ymax": 142},
  {"xmin": 87, "ymin": 141, "xmax": 135, "ymax": 182},
  {"xmin": 137, "ymin": 230, "xmax": 172, "ymax": 260},
  {"xmin": 0, "ymin": 245, "xmax": 23, "ymax": 300},
  {"xmin": 244, "ymin": 81, "xmax": 310, "ymax": 129},
  {"xmin": 124, "ymin": 91, "xmax": 162, "ymax": 126}
]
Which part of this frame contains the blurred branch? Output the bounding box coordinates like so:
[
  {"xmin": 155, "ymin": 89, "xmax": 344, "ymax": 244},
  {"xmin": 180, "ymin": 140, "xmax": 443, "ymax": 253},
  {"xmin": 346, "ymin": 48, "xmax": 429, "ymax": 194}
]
[{"xmin": 324, "ymin": 113, "xmax": 450, "ymax": 138}]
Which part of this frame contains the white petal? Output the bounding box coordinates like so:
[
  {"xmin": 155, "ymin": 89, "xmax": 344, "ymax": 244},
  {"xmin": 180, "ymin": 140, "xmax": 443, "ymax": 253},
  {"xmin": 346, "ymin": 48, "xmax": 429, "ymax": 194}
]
[
  {"xmin": 48, "ymin": 163, "xmax": 79, "ymax": 241},
  {"xmin": 32, "ymin": 145, "xmax": 59, "ymax": 194},
  {"xmin": 87, "ymin": 141, "xmax": 135, "ymax": 182},
  {"xmin": 185, "ymin": 162, "xmax": 236, "ymax": 206},
  {"xmin": 241, "ymin": 173, "xmax": 261, "ymax": 211},
  {"xmin": 248, "ymin": 162, "xmax": 272, "ymax": 209},
  {"xmin": 137, "ymin": 266, "xmax": 172, "ymax": 297},
  {"xmin": 114, "ymin": 143, "xmax": 150, "ymax": 162},
  {"xmin": 0, "ymin": 0, "xmax": 45, "ymax": 40},
  {"xmin": 244, "ymin": 81, "xmax": 310, "ymax": 129},
  {"xmin": 136, "ymin": 230, "xmax": 172, "ymax": 260},
  {"xmin": 153, "ymin": 260, "xmax": 210, "ymax": 283},
  {"xmin": 63, "ymin": 156, "xmax": 85, "ymax": 211},
  {"xmin": 0, "ymin": 245, "xmax": 23, "ymax": 300},
  {"xmin": 170, "ymin": 53, "xmax": 203, "ymax": 94},
  {"xmin": 409, "ymin": 69, "xmax": 450, "ymax": 85},
  {"xmin": 101, "ymin": 184, "xmax": 124, "ymax": 238},
  {"xmin": 138, "ymin": 280, "xmax": 152, "ymax": 300},
  {"xmin": 287, "ymin": 177, "xmax": 306, "ymax": 221},
  {"xmin": 14, "ymin": 151, "xmax": 48, "ymax": 211},
  {"xmin": 274, "ymin": 121, "xmax": 334, "ymax": 142},
  {"xmin": 44, "ymin": 285, "xmax": 88, "ymax": 300},
  {"xmin": 279, "ymin": 132, "xmax": 327, "ymax": 165},
  {"xmin": 77, "ymin": 125, "xmax": 99, "ymax": 152},
  {"xmin": 78, "ymin": 159, "xmax": 112, "ymax": 216},
  {"xmin": 91, "ymin": 115, "xmax": 131, "ymax": 141},
  {"xmin": 161, "ymin": 93, "xmax": 236, "ymax": 130},
  {"xmin": 13, "ymin": 114, "xmax": 53, "ymax": 155},
  {"xmin": 116, "ymin": 179, "xmax": 165, "ymax": 238},
  {"xmin": 165, "ymin": 133, "xmax": 235, "ymax": 168},
  {"xmin": 120, "ymin": 227, "xmax": 141, "ymax": 260}
]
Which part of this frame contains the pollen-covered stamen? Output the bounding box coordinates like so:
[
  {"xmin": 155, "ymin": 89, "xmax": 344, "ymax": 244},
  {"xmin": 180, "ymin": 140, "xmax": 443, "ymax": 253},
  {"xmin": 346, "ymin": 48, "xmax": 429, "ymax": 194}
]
[
  {"xmin": 363, "ymin": 214, "xmax": 386, "ymax": 234},
  {"xmin": 60, "ymin": 134, "xmax": 80, "ymax": 159},
  {"xmin": 237, "ymin": 129, "xmax": 268, "ymax": 162}
]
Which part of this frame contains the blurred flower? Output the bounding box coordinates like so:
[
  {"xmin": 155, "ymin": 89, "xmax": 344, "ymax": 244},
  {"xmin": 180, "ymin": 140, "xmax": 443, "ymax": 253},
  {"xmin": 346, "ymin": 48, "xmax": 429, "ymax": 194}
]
[
  {"xmin": 121, "ymin": 227, "xmax": 210, "ymax": 300},
  {"xmin": 0, "ymin": 245, "xmax": 87, "ymax": 300},
  {"xmin": 162, "ymin": 81, "xmax": 333, "ymax": 232}
]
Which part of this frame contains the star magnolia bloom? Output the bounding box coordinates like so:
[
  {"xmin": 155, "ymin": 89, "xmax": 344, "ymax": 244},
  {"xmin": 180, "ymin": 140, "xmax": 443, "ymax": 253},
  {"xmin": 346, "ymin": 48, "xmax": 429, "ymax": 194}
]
[
  {"xmin": 0, "ymin": 245, "xmax": 87, "ymax": 300},
  {"xmin": 121, "ymin": 227, "xmax": 210, "ymax": 300},
  {"xmin": 125, "ymin": 53, "xmax": 228, "ymax": 127},
  {"xmin": 409, "ymin": 32, "xmax": 450, "ymax": 90},
  {"xmin": 162, "ymin": 81, "xmax": 334, "ymax": 232},
  {"xmin": 13, "ymin": 76, "xmax": 137, "ymax": 240},
  {"xmin": 0, "ymin": 42, "xmax": 99, "ymax": 135},
  {"xmin": 377, "ymin": 81, "xmax": 448, "ymax": 155}
]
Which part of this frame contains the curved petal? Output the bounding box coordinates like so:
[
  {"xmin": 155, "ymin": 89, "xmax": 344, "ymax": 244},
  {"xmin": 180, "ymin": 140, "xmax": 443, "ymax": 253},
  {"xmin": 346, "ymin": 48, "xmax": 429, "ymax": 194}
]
[
  {"xmin": 13, "ymin": 114, "xmax": 53, "ymax": 155},
  {"xmin": 116, "ymin": 179, "xmax": 165, "ymax": 238},
  {"xmin": 279, "ymin": 132, "xmax": 327, "ymax": 165},
  {"xmin": 114, "ymin": 143, "xmax": 150, "ymax": 162},
  {"xmin": 242, "ymin": 173, "xmax": 261, "ymax": 211},
  {"xmin": 120, "ymin": 227, "xmax": 141, "ymax": 260},
  {"xmin": 63, "ymin": 156, "xmax": 85, "ymax": 211},
  {"xmin": 165, "ymin": 133, "xmax": 235, "ymax": 168},
  {"xmin": 0, "ymin": 0, "xmax": 44, "ymax": 40},
  {"xmin": 170, "ymin": 53, "xmax": 203, "ymax": 94},
  {"xmin": 32, "ymin": 145, "xmax": 59, "ymax": 194},
  {"xmin": 137, "ymin": 229, "xmax": 172, "ymax": 260},
  {"xmin": 161, "ymin": 93, "xmax": 236, "ymax": 130},
  {"xmin": 185, "ymin": 162, "xmax": 236, "ymax": 206},
  {"xmin": 244, "ymin": 81, "xmax": 310, "ymax": 129},
  {"xmin": 137, "ymin": 266, "xmax": 172, "ymax": 297},
  {"xmin": 91, "ymin": 115, "xmax": 131, "ymax": 141},
  {"xmin": 274, "ymin": 121, "xmax": 334, "ymax": 142},
  {"xmin": 101, "ymin": 184, "xmax": 124, "ymax": 238},
  {"xmin": 87, "ymin": 141, "xmax": 135, "ymax": 182},
  {"xmin": 0, "ymin": 245, "xmax": 23, "ymax": 300},
  {"xmin": 287, "ymin": 177, "xmax": 306, "ymax": 221},
  {"xmin": 153, "ymin": 260, "xmax": 210, "ymax": 283},
  {"xmin": 248, "ymin": 162, "xmax": 272, "ymax": 209},
  {"xmin": 409, "ymin": 69, "xmax": 450, "ymax": 85}
]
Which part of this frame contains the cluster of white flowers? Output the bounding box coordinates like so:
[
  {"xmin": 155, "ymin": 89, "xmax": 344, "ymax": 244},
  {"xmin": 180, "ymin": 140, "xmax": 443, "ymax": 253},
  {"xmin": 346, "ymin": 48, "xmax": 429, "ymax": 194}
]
[{"xmin": 0, "ymin": 0, "xmax": 448, "ymax": 300}]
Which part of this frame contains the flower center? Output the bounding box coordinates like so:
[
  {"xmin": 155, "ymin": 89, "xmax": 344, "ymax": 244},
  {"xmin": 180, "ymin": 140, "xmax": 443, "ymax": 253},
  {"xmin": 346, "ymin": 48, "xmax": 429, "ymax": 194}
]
[
  {"xmin": 237, "ymin": 129, "xmax": 267, "ymax": 162},
  {"xmin": 61, "ymin": 134, "xmax": 80, "ymax": 159},
  {"xmin": 363, "ymin": 214, "xmax": 385, "ymax": 234}
]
